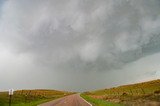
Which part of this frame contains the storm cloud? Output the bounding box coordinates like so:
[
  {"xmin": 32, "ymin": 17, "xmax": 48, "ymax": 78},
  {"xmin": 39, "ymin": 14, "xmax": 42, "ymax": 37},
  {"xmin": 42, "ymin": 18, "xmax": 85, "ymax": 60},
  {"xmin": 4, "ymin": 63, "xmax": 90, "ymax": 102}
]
[{"xmin": 0, "ymin": 0, "xmax": 160, "ymax": 91}]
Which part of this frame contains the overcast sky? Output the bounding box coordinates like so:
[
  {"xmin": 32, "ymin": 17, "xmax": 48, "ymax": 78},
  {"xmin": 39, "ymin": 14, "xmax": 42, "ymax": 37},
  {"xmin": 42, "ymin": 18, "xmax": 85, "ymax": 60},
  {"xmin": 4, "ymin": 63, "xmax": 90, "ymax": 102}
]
[{"xmin": 0, "ymin": 0, "xmax": 160, "ymax": 92}]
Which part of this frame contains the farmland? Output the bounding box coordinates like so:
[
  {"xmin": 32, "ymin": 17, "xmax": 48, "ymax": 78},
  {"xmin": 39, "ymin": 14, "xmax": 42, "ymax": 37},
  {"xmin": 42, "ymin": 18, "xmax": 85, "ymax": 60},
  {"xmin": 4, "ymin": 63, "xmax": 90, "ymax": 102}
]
[
  {"xmin": 82, "ymin": 79, "xmax": 160, "ymax": 106},
  {"xmin": 0, "ymin": 89, "xmax": 72, "ymax": 106}
]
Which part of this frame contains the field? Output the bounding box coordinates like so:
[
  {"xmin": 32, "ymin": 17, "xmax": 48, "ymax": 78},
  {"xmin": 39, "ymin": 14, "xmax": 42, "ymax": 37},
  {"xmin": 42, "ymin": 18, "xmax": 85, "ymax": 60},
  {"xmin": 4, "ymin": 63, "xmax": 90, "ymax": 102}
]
[
  {"xmin": 82, "ymin": 79, "xmax": 160, "ymax": 106},
  {"xmin": 81, "ymin": 94, "xmax": 123, "ymax": 106},
  {"xmin": 0, "ymin": 89, "xmax": 72, "ymax": 106}
]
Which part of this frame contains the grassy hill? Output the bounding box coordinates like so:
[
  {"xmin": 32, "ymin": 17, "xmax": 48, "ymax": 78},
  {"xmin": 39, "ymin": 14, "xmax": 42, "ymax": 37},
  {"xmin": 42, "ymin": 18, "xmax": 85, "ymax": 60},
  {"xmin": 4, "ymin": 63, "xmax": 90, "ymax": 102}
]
[
  {"xmin": 90, "ymin": 79, "xmax": 160, "ymax": 96},
  {"xmin": 82, "ymin": 79, "xmax": 160, "ymax": 106},
  {"xmin": 0, "ymin": 89, "xmax": 72, "ymax": 106}
]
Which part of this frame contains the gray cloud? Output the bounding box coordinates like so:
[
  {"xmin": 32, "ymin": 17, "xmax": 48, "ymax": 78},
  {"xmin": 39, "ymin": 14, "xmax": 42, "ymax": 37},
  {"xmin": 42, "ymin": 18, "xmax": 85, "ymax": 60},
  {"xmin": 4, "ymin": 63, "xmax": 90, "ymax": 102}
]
[{"xmin": 0, "ymin": 0, "xmax": 160, "ymax": 91}]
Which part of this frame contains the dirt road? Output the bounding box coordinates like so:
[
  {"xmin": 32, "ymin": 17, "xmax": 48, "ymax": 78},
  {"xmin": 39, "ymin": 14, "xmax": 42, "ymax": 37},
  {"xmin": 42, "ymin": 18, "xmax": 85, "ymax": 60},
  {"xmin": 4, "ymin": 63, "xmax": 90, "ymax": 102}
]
[{"xmin": 38, "ymin": 94, "xmax": 92, "ymax": 106}]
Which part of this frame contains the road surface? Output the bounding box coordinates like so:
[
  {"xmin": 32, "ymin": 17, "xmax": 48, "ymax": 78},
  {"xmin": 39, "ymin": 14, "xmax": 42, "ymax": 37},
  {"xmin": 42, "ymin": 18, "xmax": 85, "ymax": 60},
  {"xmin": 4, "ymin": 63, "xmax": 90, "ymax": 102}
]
[{"xmin": 38, "ymin": 94, "xmax": 92, "ymax": 106}]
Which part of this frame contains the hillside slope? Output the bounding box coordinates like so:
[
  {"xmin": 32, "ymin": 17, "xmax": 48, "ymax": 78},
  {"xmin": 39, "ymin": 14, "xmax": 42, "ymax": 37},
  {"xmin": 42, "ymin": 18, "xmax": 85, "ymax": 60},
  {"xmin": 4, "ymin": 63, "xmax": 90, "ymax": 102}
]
[
  {"xmin": 90, "ymin": 79, "xmax": 160, "ymax": 95},
  {"xmin": 83, "ymin": 79, "xmax": 160, "ymax": 106},
  {"xmin": 0, "ymin": 89, "xmax": 72, "ymax": 106}
]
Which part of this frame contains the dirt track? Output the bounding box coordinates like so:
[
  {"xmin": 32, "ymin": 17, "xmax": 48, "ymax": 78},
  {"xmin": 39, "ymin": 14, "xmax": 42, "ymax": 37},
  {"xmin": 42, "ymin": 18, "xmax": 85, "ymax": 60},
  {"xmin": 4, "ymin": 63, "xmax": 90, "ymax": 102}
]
[{"xmin": 38, "ymin": 94, "xmax": 92, "ymax": 106}]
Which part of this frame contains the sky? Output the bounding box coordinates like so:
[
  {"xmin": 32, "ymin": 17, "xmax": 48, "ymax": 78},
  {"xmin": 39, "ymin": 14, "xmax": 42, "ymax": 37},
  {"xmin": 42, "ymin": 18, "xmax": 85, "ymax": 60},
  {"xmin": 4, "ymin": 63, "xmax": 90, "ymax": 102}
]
[{"xmin": 0, "ymin": 0, "xmax": 160, "ymax": 92}]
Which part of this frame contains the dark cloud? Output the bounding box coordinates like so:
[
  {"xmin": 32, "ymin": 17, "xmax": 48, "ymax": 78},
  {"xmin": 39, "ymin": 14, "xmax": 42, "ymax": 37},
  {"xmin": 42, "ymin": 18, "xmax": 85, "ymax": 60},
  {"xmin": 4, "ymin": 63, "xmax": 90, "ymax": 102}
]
[{"xmin": 0, "ymin": 0, "xmax": 160, "ymax": 91}]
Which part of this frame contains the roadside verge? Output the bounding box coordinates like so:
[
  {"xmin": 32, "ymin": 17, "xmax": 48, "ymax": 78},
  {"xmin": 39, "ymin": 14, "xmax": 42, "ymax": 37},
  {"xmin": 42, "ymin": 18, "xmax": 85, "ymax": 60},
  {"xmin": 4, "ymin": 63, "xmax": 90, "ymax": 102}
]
[{"xmin": 80, "ymin": 94, "xmax": 123, "ymax": 106}]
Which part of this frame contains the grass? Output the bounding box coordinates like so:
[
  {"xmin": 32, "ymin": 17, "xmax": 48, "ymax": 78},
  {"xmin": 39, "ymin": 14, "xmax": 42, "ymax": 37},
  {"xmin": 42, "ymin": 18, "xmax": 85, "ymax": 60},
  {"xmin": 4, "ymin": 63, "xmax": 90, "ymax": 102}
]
[
  {"xmin": 89, "ymin": 79, "xmax": 160, "ymax": 96},
  {"xmin": 0, "ymin": 89, "xmax": 72, "ymax": 106},
  {"xmin": 0, "ymin": 99, "xmax": 53, "ymax": 106},
  {"xmin": 83, "ymin": 79, "xmax": 160, "ymax": 106},
  {"xmin": 81, "ymin": 94, "xmax": 123, "ymax": 106}
]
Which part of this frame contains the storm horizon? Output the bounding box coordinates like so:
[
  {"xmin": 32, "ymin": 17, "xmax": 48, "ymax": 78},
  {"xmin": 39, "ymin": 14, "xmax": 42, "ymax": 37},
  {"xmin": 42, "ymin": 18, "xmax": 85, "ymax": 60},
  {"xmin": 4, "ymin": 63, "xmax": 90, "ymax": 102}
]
[{"xmin": 0, "ymin": 0, "xmax": 160, "ymax": 92}]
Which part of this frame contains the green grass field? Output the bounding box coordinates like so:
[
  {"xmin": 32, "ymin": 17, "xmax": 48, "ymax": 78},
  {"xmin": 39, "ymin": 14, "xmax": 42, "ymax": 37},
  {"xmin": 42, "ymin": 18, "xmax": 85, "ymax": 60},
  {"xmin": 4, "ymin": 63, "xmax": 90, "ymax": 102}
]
[
  {"xmin": 81, "ymin": 94, "xmax": 123, "ymax": 106},
  {"xmin": 0, "ymin": 89, "xmax": 71, "ymax": 106},
  {"xmin": 90, "ymin": 79, "xmax": 160, "ymax": 96},
  {"xmin": 82, "ymin": 79, "xmax": 160, "ymax": 106}
]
